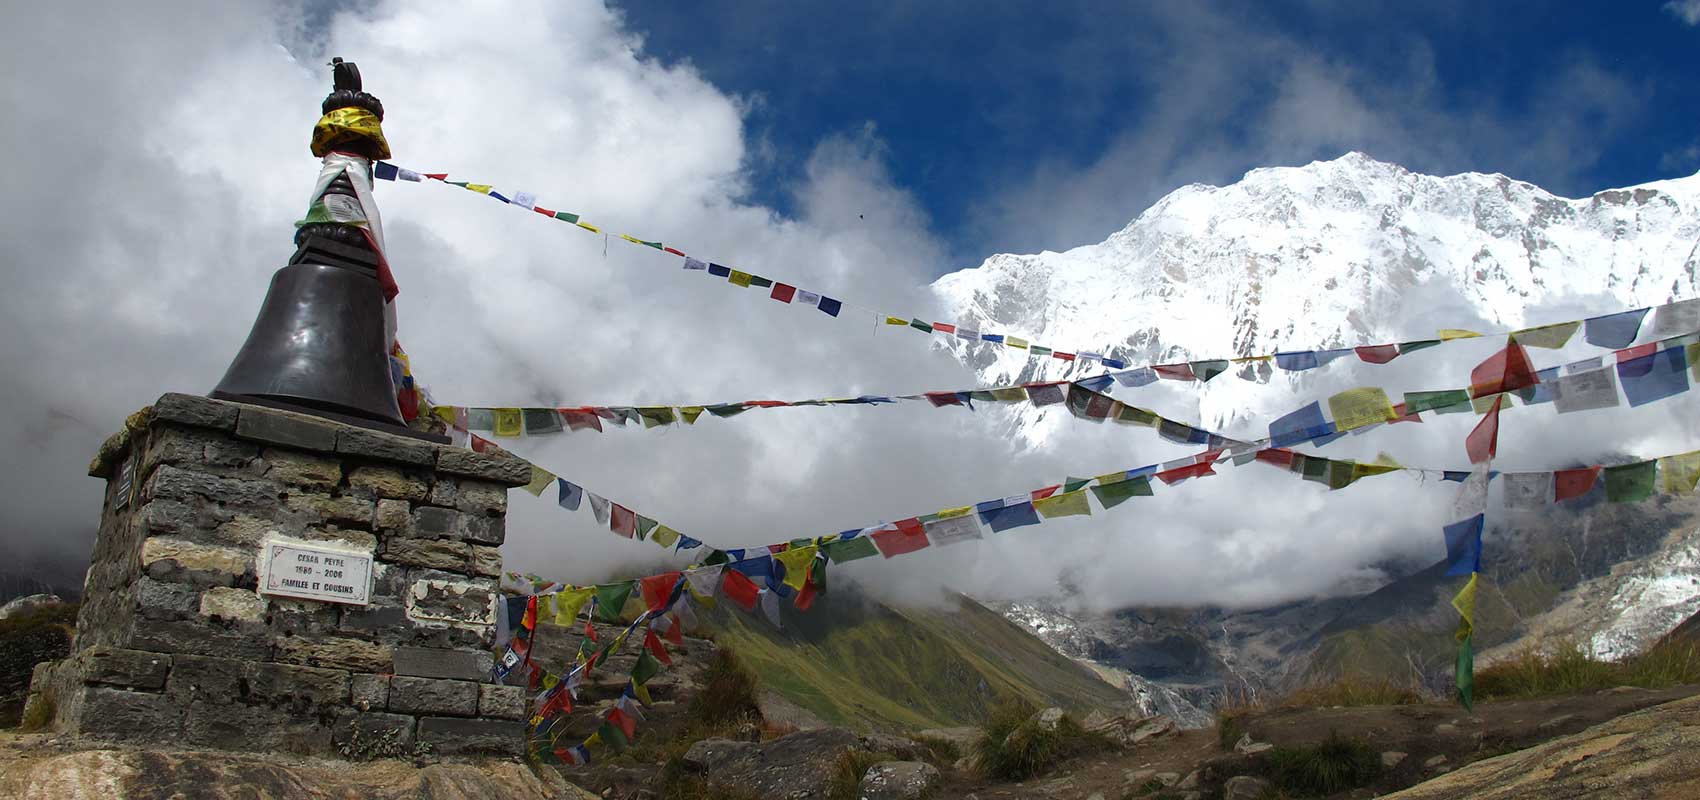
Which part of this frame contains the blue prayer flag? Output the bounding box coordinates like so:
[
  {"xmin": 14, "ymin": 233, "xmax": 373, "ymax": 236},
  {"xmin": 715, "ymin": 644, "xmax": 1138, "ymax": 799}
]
[
  {"xmin": 1102, "ymin": 358, "xmax": 1127, "ymax": 369},
  {"xmin": 973, "ymin": 499, "xmax": 1005, "ymax": 514},
  {"xmin": 981, "ymin": 334, "xmax": 1005, "ymax": 343},
  {"xmin": 1078, "ymin": 375, "xmax": 1115, "ymax": 392},
  {"xmin": 556, "ymin": 479, "xmax": 583, "ymax": 511},
  {"xmin": 1268, "ymin": 401, "xmax": 1343, "ymax": 447},
  {"xmin": 1443, "ymin": 514, "xmax": 1484, "ymax": 576},
  {"xmin": 1442, "ymin": 471, "xmax": 1471, "ymax": 482},
  {"xmin": 1113, "ymin": 367, "xmax": 1158, "ymax": 387},
  {"xmin": 979, "ymin": 501, "xmax": 1041, "ymax": 532},
  {"xmin": 1315, "ymin": 349, "xmax": 1354, "ymax": 366},
  {"xmin": 1126, "ymin": 464, "xmax": 1159, "ymax": 479},
  {"xmin": 817, "ymin": 296, "xmax": 842, "ymax": 316},
  {"xmin": 1275, "ymin": 351, "xmax": 1320, "ymax": 371},
  {"xmin": 373, "ymin": 161, "xmax": 398, "ymax": 181},
  {"xmin": 675, "ymin": 536, "xmax": 703, "ymax": 552},
  {"xmin": 1517, "ymin": 367, "xmax": 1561, "ymax": 405},
  {"xmin": 707, "ymin": 263, "xmax": 732, "ymax": 277},
  {"xmin": 1584, "ymin": 308, "xmax": 1649, "ymax": 349},
  {"xmin": 1617, "ymin": 346, "xmax": 1689, "ymax": 406},
  {"xmin": 729, "ymin": 556, "xmax": 772, "ymax": 579}
]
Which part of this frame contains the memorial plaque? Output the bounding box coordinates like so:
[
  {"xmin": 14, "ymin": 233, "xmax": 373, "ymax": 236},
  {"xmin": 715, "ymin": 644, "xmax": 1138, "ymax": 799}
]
[{"xmin": 258, "ymin": 536, "xmax": 373, "ymax": 605}]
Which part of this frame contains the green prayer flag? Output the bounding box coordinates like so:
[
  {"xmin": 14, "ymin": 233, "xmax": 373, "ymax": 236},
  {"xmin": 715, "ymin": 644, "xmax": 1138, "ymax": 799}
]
[
  {"xmin": 1455, "ymin": 630, "xmax": 1474, "ymax": 711},
  {"xmin": 1301, "ymin": 455, "xmax": 1329, "ymax": 483},
  {"xmin": 1114, "ymin": 405, "xmax": 1157, "ymax": 426},
  {"xmin": 598, "ymin": 721, "xmax": 628, "ymax": 752},
  {"xmin": 594, "ymin": 582, "xmax": 635, "ymax": 622},
  {"xmin": 1326, "ymin": 460, "xmax": 1358, "ymax": 490},
  {"xmin": 1030, "ymin": 346, "xmax": 1053, "ymax": 356},
  {"xmin": 1605, "ymin": 460, "xmax": 1657, "ymax": 503},
  {"xmin": 1404, "ymin": 389, "xmax": 1472, "ymax": 414},
  {"xmin": 909, "ymin": 318, "xmax": 933, "ymax": 333},
  {"xmin": 635, "ymin": 516, "xmax": 659, "ymax": 541},
  {"xmin": 1090, "ymin": 477, "xmax": 1153, "ymax": 509},
  {"xmin": 1191, "ymin": 359, "xmax": 1230, "ymax": 382},
  {"xmin": 1063, "ymin": 476, "xmax": 1091, "ymax": 493},
  {"xmin": 631, "ymin": 648, "xmax": 663, "ymax": 685},
  {"xmin": 824, "ymin": 536, "xmax": 880, "ymax": 563},
  {"xmin": 810, "ymin": 554, "xmax": 828, "ymax": 594},
  {"xmin": 748, "ymin": 276, "xmax": 773, "ymax": 288},
  {"xmin": 705, "ymin": 404, "xmax": 748, "ymax": 418},
  {"xmin": 1400, "ymin": 339, "xmax": 1443, "ymax": 354},
  {"xmin": 553, "ymin": 211, "xmax": 580, "ymax": 223}
]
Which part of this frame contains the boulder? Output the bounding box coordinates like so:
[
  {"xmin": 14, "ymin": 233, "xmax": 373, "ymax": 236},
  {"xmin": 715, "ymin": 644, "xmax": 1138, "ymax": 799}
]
[
  {"xmin": 0, "ymin": 594, "xmax": 64, "ymax": 620},
  {"xmin": 680, "ymin": 727, "xmax": 862, "ymax": 798},
  {"xmin": 1223, "ymin": 776, "xmax": 1272, "ymax": 800},
  {"xmin": 1381, "ymin": 751, "xmax": 1408, "ymax": 768},
  {"xmin": 860, "ymin": 732, "xmax": 930, "ymax": 762},
  {"xmin": 1130, "ymin": 715, "xmax": 1176, "ymax": 743},
  {"xmin": 1084, "ymin": 711, "xmax": 1160, "ymax": 747},
  {"xmin": 859, "ymin": 761, "xmax": 941, "ymax": 800},
  {"xmin": 1030, "ymin": 706, "xmax": 1067, "ymax": 732},
  {"xmin": 1233, "ymin": 732, "xmax": 1273, "ymax": 755}
]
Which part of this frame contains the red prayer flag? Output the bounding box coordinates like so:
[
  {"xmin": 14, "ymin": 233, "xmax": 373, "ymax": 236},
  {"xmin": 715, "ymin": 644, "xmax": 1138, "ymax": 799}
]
[
  {"xmin": 1153, "ymin": 363, "xmax": 1196, "ymax": 381},
  {"xmin": 794, "ymin": 578, "xmax": 818, "ymax": 611},
  {"xmin": 1355, "ymin": 344, "xmax": 1400, "ymax": 364},
  {"xmin": 1256, "ymin": 448, "xmax": 1296, "ymax": 468},
  {"xmin": 583, "ymin": 618, "xmax": 598, "ymax": 641},
  {"xmin": 610, "ymin": 504, "xmax": 637, "ymax": 537},
  {"xmin": 1615, "ymin": 342, "xmax": 1657, "ymax": 363},
  {"xmin": 664, "ymin": 614, "xmax": 685, "ymax": 645},
  {"xmin": 870, "ymin": 522, "xmax": 929, "ymax": 558},
  {"xmin": 540, "ymin": 685, "xmax": 573, "ymax": 718},
  {"xmin": 1390, "ymin": 402, "xmax": 1422, "ymax": 423},
  {"xmin": 560, "ymin": 408, "xmax": 604, "ymax": 432},
  {"xmin": 1157, "ymin": 461, "xmax": 1216, "ymax": 485},
  {"xmin": 664, "ymin": 247, "xmax": 686, "ymax": 256},
  {"xmin": 770, "ymin": 283, "xmax": 796, "ymax": 303},
  {"xmin": 607, "ymin": 707, "xmax": 637, "ymax": 739},
  {"xmin": 1554, "ymin": 466, "xmax": 1601, "ymax": 501},
  {"xmin": 1054, "ymin": 352, "xmax": 1076, "ymax": 361},
  {"xmin": 1470, "ymin": 342, "xmax": 1538, "ymax": 397},
  {"xmin": 643, "ymin": 629, "xmax": 673, "ymax": 666},
  {"xmin": 925, "ymin": 391, "xmax": 963, "ymax": 407},
  {"xmin": 520, "ymin": 596, "xmax": 538, "ymax": 630},
  {"xmin": 721, "ymin": 570, "xmax": 760, "ymax": 611},
  {"xmin": 639, "ymin": 572, "xmax": 680, "ymax": 612},
  {"xmin": 1031, "ymin": 484, "xmax": 1061, "ymax": 500},
  {"xmin": 743, "ymin": 400, "xmax": 789, "ymax": 408},
  {"xmin": 423, "ymin": 173, "xmax": 447, "ymax": 180},
  {"xmin": 470, "ymin": 434, "xmax": 497, "ymax": 453},
  {"xmin": 932, "ymin": 322, "xmax": 956, "ymax": 334},
  {"xmin": 533, "ymin": 206, "xmax": 556, "ymax": 217},
  {"xmin": 1465, "ymin": 396, "xmax": 1502, "ymax": 464}
]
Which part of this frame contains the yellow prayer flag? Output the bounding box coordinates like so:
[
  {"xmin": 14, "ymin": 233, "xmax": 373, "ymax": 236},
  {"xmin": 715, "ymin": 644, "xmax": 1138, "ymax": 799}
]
[
  {"xmin": 774, "ymin": 545, "xmax": 819, "ymax": 591},
  {"xmin": 493, "ymin": 408, "xmax": 524, "ymax": 437},
  {"xmin": 885, "ymin": 316, "xmax": 907, "ymax": 326},
  {"xmin": 576, "ymin": 221, "xmax": 601, "ymax": 233},
  {"xmin": 631, "ymin": 681, "xmax": 653, "ymax": 706},
  {"xmin": 465, "ymin": 184, "xmax": 494, "ymax": 195},
  {"xmin": 1094, "ymin": 472, "xmax": 1127, "ymax": 485},
  {"xmin": 553, "ymin": 587, "xmax": 595, "ymax": 625},
  {"xmin": 432, "ymin": 406, "xmax": 458, "ymax": 426},
  {"xmin": 1438, "ymin": 329, "xmax": 1483, "ymax": 341},
  {"xmin": 728, "ymin": 270, "xmax": 753, "ymax": 287},
  {"xmin": 1471, "ymin": 393, "xmax": 1512, "ymax": 414},
  {"xmin": 1451, "ymin": 572, "xmax": 1479, "ymax": 635},
  {"xmin": 524, "ymin": 465, "xmax": 555, "ymax": 497},
  {"xmin": 1231, "ymin": 355, "xmax": 1274, "ymax": 363},
  {"xmin": 1510, "ymin": 321, "xmax": 1580, "ymax": 349},
  {"xmin": 990, "ymin": 387, "xmax": 1027, "ymax": 402},
  {"xmin": 1690, "ymin": 344, "xmax": 1699, "ymax": 382},
  {"xmin": 1033, "ymin": 490, "xmax": 1091, "ymax": 519},
  {"xmin": 619, "ymin": 234, "xmax": 644, "ymax": 245},
  {"xmin": 1005, "ymin": 337, "xmax": 1029, "ymax": 349},
  {"xmin": 650, "ymin": 525, "xmax": 682, "ymax": 548},
  {"xmin": 1327, "ymin": 387, "xmax": 1398, "ymax": 431},
  {"xmin": 936, "ymin": 506, "xmax": 973, "ymax": 519},
  {"xmin": 680, "ymin": 406, "xmax": 705, "ymax": 424},
  {"xmin": 1350, "ymin": 462, "xmax": 1402, "ymax": 482},
  {"xmin": 1659, "ymin": 450, "xmax": 1700, "ymax": 495}
]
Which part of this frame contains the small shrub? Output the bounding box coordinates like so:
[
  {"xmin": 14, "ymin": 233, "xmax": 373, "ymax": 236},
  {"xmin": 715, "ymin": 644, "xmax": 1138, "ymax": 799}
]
[
  {"xmin": 657, "ymin": 755, "xmax": 763, "ymax": 800},
  {"xmin": 0, "ymin": 601, "xmax": 78, "ymax": 728},
  {"xmin": 975, "ymin": 699, "xmax": 1113, "ymax": 781},
  {"xmin": 336, "ymin": 725, "xmax": 433, "ymax": 762},
  {"xmin": 688, "ymin": 649, "xmax": 764, "ymax": 728},
  {"xmin": 1475, "ymin": 639, "xmax": 1700, "ymax": 701},
  {"xmin": 825, "ymin": 748, "xmax": 897, "ymax": 800},
  {"xmin": 1214, "ymin": 687, "xmax": 1263, "ymax": 751},
  {"xmin": 1283, "ymin": 677, "xmax": 1427, "ymax": 708},
  {"xmin": 1265, "ymin": 730, "xmax": 1381, "ymax": 797},
  {"xmin": 905, "ymin": 732, "xmax": 961, "ymax": 766}
]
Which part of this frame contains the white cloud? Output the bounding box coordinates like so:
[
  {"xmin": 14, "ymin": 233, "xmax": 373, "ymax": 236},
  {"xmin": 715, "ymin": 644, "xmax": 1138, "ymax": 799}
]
[{"xmin": 1666, "ymin": 0, "xmax": 1700, "ymax": 25}]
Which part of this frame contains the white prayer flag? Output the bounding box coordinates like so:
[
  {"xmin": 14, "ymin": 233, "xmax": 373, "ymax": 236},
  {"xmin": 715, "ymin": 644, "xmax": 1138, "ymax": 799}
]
[
  {"xmin": 1452, "ymin": 465, "xmax": 1491, "ymax": 521},
  {"xmin": 1651, "ymin": 298, "xmax": 1700, "ymax": 337},
  {"xmin": 1502, "ymin": 472, "xmax": 1552, "ymax": 511},
  {"xmin": 396, "ymin": 168, "xmax": 423, "ymax": 182},
  {"xmin": 511, "ymin": 191, "xmax": 537, "ymax": 210},
  {"xmin": 588, "ymin": 493, "xmax": 611, "ymax": 524},
  {"xmin": 923, "ymin": 515, "xmax": 983, "ymax": 546},
  {"xmin": 795, "ymin": 290, "xmax": 820, "ymax": 306},
  {"xmin": 1552, "ymin": 368, "xmax": 1620, "ymax": 414},
  {"xmin": 683, "ymin": 257, "xmax": 708, "ymax": 271}
]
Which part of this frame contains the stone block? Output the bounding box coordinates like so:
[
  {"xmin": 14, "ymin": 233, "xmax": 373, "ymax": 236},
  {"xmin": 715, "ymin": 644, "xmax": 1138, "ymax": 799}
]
[
  {"xmin": 81, "ymin": 646, "xmax": 171, "ymax": 689},
  {"xmin": 274, "ymin": 635, "xmax": 393, "ymax": 672},
  {"xmin": 135, "ymin": 576, "xmax": 201, "ymax": 620},
  {"xmin": 337, "ymin": 427, "xmax": 437, "ymax": 466},
  {"xmin": 266, "ymin": 597, "xmax": 341, "ymax": 638},
  {"xmin": 296, "ymin": 526, "xmax": 379, "ymax": 552},
  {"xmin": 130, "ymin": 619, "xmax": 270, "ymax": 661},
  {"xmin": 406, "ymin": 576, "xmax": 498, "ymax": 628},
  {"xmin": 181, "ymin": 698, "xmax": 261, "ymax": 747},
  {"xmin": 244, "ymin": 661, "xmax": 351, "ymax": 710},
  {"xmin": 144, "ymin": 465, "xmax": 282, "ymax": 512},
  {"xmin": 428, "ymin": 477, "xmax": 508, "ymax": 515},
  {"xmin": 352, "ymin": 673, "xmax": 390, "ymax": 711},
  {"xmin": 199, "ymin": 586, "xmax": 266, "ymax": 624},
  {"xmin": 283, "ymin": 492, "xmax": 375, "ymax": 528},
  {"xmin": 90, "ymin": 427, "xmax": 132, "ymax": 478},
  {"xmin": 166, "ymin": 653, "xmax": 245, "ymax": 702},
  {"xmin": 145, "ymin": 424, "xmax": 257, "ymax": 470},
  {"xmin": 347, "ymin": 465, "xmax": 430, "ymax": 502},
  {"xmin": 74, "ymin": 685, "xmax": 182, "ymax": 741},
  {"xmin": 375, "ymin": 499, "xmax": 410, "ymax": 530},
  {"xmin": 416, "ymin": 716, "xmax": 526, "ymax": 756},
  {"xmin": 389, "ymin": 676, "xmax": 479, "ymax": 716},
  {"xmin": 385, "ymin": 537, "xmax": 471, "ymax": 571},
  {"xmin": 406, "ymin": 505, "xmax": 504, "ymax": 546},
  {"xmin": 478, "ymin": 684, "xmax": 526, "ymax": 720},
  {"xmin": 435, "ymin": 448, "xmax": 532, "ymax": 486},
  {"xmin": 370, "ymin": 562, "xmax": 408, "ymax": 599},
  {"xmin": 141, "ymin": 537, "xmax": 252, "ymax": 587},
  {"xmin": 469, "ymin": 545, "xmax": 503, "ymax": 578},
  {"xmin": 333, "ymin": 711, "xmax": 417, "ymax": 754},
  {"xmin": 234, "ymin": 406, "xmax": 339, "ymax": 452},
  {"xmin": 339, "ymin": 602, "xmax": 410, "ymax": 638},
  {"xmin": 261, "ymin": 448, "xmax": 342, "ymax": 489},
  {"xmin": 392, "ymin": 646, "xmax": 493, "ymax": 681},
  {"xmin": 152, "ymin": 393, "xmax": 239, "ymax": 433}
]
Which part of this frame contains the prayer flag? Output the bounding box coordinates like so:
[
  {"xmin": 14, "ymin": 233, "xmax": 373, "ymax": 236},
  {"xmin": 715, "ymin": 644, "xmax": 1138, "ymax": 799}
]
[
  {"xmin": 824, "ymin": 535, "xmax": 880, "ymax": 563},
  {"xmin": 1400, "ymin": 339, "xmax": 1442, "ymax": 354},
  {"xmin": 1438, "ymin": 329, "xmax": 1482, "ymax": 341},
  {"xmin": 771, "ymin": 283, "xmax": 796, "ymax": 303},
  {"xmin": 774, "ymin": 545, "xmax": 819, "ymax": 590},
  {"xmin": 885, "ymin": 316, "xmax": 907, "ymax": 326},
  {"xmin": 1328, "ymin": 387, "xmax": 1398, "ymax": 431},
  {"xmin": 640, "ymin": 573, "xmax": 681, "ymax": 612},
  {"xmin": 760, "ymin": 588, "xmax": 783, "ymax": 628},
  {"xmin": 1275, "ymin": 351, "xmax": 1320, "ymax": 371},
  {"xmin": 870, "ymin": 522, "xmax": 930, "ymax": 558},
  {"xmin": 1554, "ymin": 466, "xmax": 1601, "ymax": 502},
  {"xmin": 991, "ymin": 387, "xmax": 1027, "ymax": 402},
  {"xmin": 1153, "ymin": 363, "xmax": 1195, "ymax": 381},
  {"xmin": 933, "ymin": 322, "xmax": 956, "ymax": 333},
  {"xmin": 1605, "ymin": 460, "xmax": 1656, "ymax": 503},
  {"xmin": 1502, "ymin": 472, "xmax": 1552, "ymax": 510},
  {"xmin": 1269, "ymin": 401, "xmax": 1342, "ymax": 447},
  {"xmin": 1552, "ymin": 368, "xmax": 1620, "ymax": 414},
  {"xmin": 979, "ymin": 500, "xmax": 1041, "ymax": 532},
  {"xmin": 748, "ymin": 276, "xmax": 773, "ymax": 288},
  {"xmin": 817, "ymin": 297, "xmax": 842, "ymax": 316},
  {"xmin": 588, "ymin": 493, "xmax": 611, "ymax": 524},
  {"xmin": 511, "ymin": 191, "xmax": 536, "ymax": 209},
  {"xmin": 909, "ymin": 318, "xmax": 933, "ymax": 333},
  {"xmin": 728, "ymin": 270, "xmax": 752, "ymax": 287},
  {"xmin": 1511, "ymin": 321, "xmax": 1580, "ymax": 349},
  {"xmin": 523, "ymin": 408, "xmax": 563, "ymax": 434},
  {"xmin": 685, "ymin": 565, "xmax": 722, "ymax": 602},
  {"xmin": 556, "ymin": 479, "xmax": 584, "ymax": 512},
  {"xmin": 1402, "ymin": 389, "xmax": 1470, "ymax": 414},
  {"xmin": 707, "ymin": 263, "xmax": 731, "ymax": 277},
  {"xmin": 721, "ymin": 569, "xmax": 760, "ymax": 611},
  {"xmin": 1517, "ymin": 367, "xmax": 1561, "ymax": 406},
  {"xmin": 1191, "ymin": 360, "xmax": 1229, "ymax": 382},
  {"xmin": 1443, "ymin": 514, "xmax": 1484, "ymax": 576},
  {"xmin": 1455, "ymin": 628, "xmax": 1474, "ymax": 712},
  {"xmin": 924, "ymin": 514, "xmax": 983, "ymax": 546},
  {"xmin": 1114, "ymin": 367, "xmax": 1158, "ymax": 387},
  {"xmin": 1113, "ymin": 404, "xmax": 1157, "ymax": 426},
  {"xmin": 1584, "ymin": 308, "xmax": 1649, "ymax": 348},
  {"xmin": 524, "ymin": 465, "xmax": 555, "ymax": 497},
  {"xmin": 594, "ymin": 582, "xmax": 634, "ymax": 622},
  {"xmin": 795, "ymin": 290, "xmax": 819, "ymax": 306},
  {"xmin": 1660, "ymin": 451, "xmax": 1700, "ymax": 495},
  {"xmin": 635, "ymin": 516, "xmax": 659, "ymax": 541},
  {"xmin": 925, "ymin": 391, "xmax": 963, "ymax": 407},
  {"xmin": 552, "ymin": 587, "xmax": 596, "ymax": 625},
  {"xmin": 1158, "ymin": 418, "xmax": 1209, "ymax": 445},
  {"xmin": 1026, "ymin": 382, "xmax": 1067, "ymax": 406},
  {"xmin": 644, "ymin": 629, "xmax": 672, "ymax": 666},
  {"xmin": 650, "ymin": 525, "xmax": 681, "ymax": 549},
  {"xmin": 1005, "ymin": 336, "xmax": 1029, "ymax": 349},
  {"xmin": 1033, "ymin": 489, "xmax": 1091, "ymax": 518},
  {"xmin": 554, "ymin": 211, "xmax": 581, "ymax": 224},
  {"xmin": 1465, "ymin": 396, "xmax": 1502, "ymax": 464},
  {"xmin": 1256, "ymin": 448, "xmax": 1296, "ymax": 468},
  {"xmin": 683, "ymin": 257, "xmax": 707, "ymax": 271},
  {"xmin": 1616, "ymin": 346, "xmax": 1689, "ymax": 407},
  {"xmin": 632, "ymin": 648, "xmax": 663, "ymax": 685},
  {"xmin": 1651, "ymin": 298, "xmax": 1700, "ymax": 336},
  {"xmin": 1469, "ymin": 342, "xmax": 1538, "ymax": 397},
  {"xmin": 1355, "ymin": 344, "xmax": 1400, "ymax": 364},
  {"xmin": 1091, "ymin": 476, "xmax": 1152, "ymax": 508},
  {"xmin": 610, "ymin": 504, "xmax": 637, "ymax": 538},
  {"xmin": 493, "ymin": 408, "xmax": 523, "ymax": 437},
  {"xmin": 561, "ymin": 409, "xmax": 603, "ymax": 432}
]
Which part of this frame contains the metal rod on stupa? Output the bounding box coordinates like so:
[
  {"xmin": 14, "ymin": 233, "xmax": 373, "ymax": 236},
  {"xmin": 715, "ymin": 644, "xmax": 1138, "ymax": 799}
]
[{"xmin": 212, "ymin": 58, "xmax": 422, "ymax": 435}]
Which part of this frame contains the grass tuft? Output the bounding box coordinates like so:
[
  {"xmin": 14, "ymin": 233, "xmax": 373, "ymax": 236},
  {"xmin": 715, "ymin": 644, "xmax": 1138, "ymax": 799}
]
[
  {"xmin": 1475, "ymin": 639, "xmax": 1700, "ymax": 701},
  {"xmin": 1282, "ymin": 677, "xmax": 1428, "ymax": 708},
  {"xmin": 905, "ymin": 732, "xmax": 961, "ymax": 766},
  {"xmin": 974, "ymin": 698, "xmax": 1113, "ymax": 781},
  {"xmin": 0, "ymin": 601, "xmax": 78, "ymax": 728},
  {"xmin": 1265, "ymin": 730, "xmax": 1381, "ymax": 797},
  {"xmin": 657, "ymin": 755, "xmax": 763, "ymax": 800},
  {"xmin": 824, "ymin": 748, "xmax": 897, "ymax": 800},
  {"xmin": 688, "ymin": 649, "xmax": 765, "ymax": 729}
]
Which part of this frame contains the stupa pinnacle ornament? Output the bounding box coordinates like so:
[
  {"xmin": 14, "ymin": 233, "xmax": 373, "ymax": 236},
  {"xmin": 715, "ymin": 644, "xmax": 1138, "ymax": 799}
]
[{"xmin": 212, "ymin": 58, "xmax": 439, "ymax": 440}]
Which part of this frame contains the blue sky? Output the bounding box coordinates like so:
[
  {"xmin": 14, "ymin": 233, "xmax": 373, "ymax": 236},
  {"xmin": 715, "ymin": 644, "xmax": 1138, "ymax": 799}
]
[{"xmin": 619, "ymin": 1, "xmax": 1700, "ymax": 265}]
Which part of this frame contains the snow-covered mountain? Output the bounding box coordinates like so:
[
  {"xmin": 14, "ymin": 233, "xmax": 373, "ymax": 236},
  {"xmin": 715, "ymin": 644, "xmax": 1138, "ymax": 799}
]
[
  {"xmin": 938, "ymin": 153, "xmax": 1700, "ymax": 711},
  {"xmin": 931, "ymin": 152, "xmax": 1700, "ymax": 435}
]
